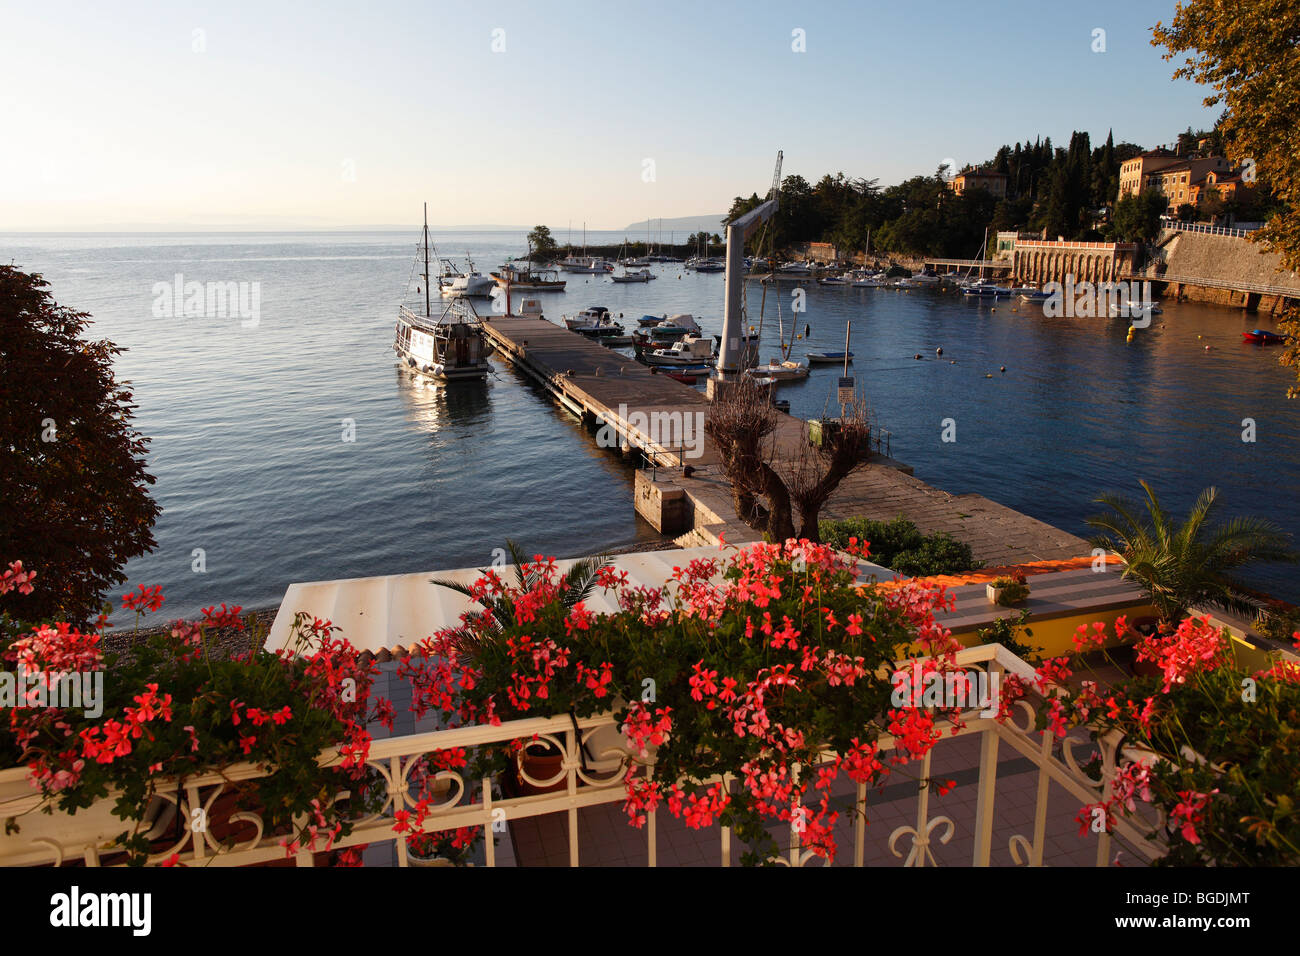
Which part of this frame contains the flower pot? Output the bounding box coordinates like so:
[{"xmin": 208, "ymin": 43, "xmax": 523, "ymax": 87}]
[
  {"xmin": 516, "ymin": 742, "xmax": 567, "ymax": 796},
  {"xmin": 986, "ymin": 584, "xmax": 1007, "ymax": 604},
  {"xmin": 408, "ymin": 850, "xmax": 459, "ymax": 867},
  {"xmin": 1127, "ymin": 616, "xmax": 1165, "ymax": 678}
]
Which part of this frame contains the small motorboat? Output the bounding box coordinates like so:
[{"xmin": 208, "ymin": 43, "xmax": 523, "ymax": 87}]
[
  {"xmin": 643, "ymin": 335, "xmax": 717, "ymax": 367},
  {"xmin": 1018, "ymin": 290, "xmax": 1052, "ymax": 303},
  {"xmin": 563, "ymin": 306, "xmax": 612, "ymax": 330},
  {"xmin": 611, "ymin": 268, "xmax": 657, "ymax": 283},
  {"xmin": 806, "ymin": 351, "xmax": 853, "ymax": 365},
  {"xmin": 654, "ymin": 369, "xmax": 701, "ymax": 384},
  {"xmin": 817, "ymin": 275, "xmax": 850, "ymax": 286},
  {"xmin": 744, "ymin": 359, "xmax": 809, "ymax": 382},
  {"xmin": 1243, "ymin": 329, "xmax": 1289, "ymax": 345},
  {"xmin": 962, "ymin": 283, "xmax": 1013, "ymax": 298},
  {"xmin": 637, "ymin": 314, "xmax": 666, "ymax": 327}
]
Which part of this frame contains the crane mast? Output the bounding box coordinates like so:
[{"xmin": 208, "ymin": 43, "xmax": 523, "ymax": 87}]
[{"xmin": 718, "ymin": 150, "xmax": 782, "ymax": 374}]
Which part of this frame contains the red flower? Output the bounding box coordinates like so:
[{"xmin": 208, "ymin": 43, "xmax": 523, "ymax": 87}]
[
  {"xmin": 121, "ymin": 584, "xmax": 165, "ymax": 614},
  {"xmin": 201, "ymin": 603, "xmax": 245, "ymax": 630}
]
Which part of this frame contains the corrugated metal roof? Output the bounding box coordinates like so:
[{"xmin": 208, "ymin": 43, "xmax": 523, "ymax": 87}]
[{"xmin": 265, "ymin": 546, "xmax": 894, "ymax": 655}]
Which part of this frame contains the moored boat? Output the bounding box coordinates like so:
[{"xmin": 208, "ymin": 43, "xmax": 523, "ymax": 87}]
[
  {"xmin": 744, "ymin": 359, "xmax": 809, "ymax": 382},
  {"xmin": 806, "ymin": 351, "xmax": 853, "ymax": 364},
  {"xmin": 395, "ymin": 205, "xmax": 491, "ymax": 381},
  {"xmin": 1243, "ymin": 329, "xmax": 1289, "ymax": 345},
  {"xmin": 491, "ymin": 262, "xmax": 566, "ymax": 291},
  {"xmin": 643, "ymin": 335, "xmax": 717, "ymax": 367}
]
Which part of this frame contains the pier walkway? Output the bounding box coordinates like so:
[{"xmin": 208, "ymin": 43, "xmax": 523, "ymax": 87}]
[{"xmin": 482, "ymin": 316, "xmax": 1089, "ymax": 566}]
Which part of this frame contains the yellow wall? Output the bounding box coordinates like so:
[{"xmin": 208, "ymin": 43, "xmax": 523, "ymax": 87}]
[{"xmin": 950, "ymin": 604, "xmax": 1157, "ymax": 658}]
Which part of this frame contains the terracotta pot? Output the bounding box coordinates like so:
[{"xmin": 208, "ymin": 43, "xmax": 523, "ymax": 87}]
[{"xmin": 516, "ymin": 743, "xmax": 566, "ymax": 796}]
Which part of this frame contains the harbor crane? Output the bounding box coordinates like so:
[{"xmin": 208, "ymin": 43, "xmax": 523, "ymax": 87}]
[{"xmin": 718, "ymin": 150, "xmax": 782, "ymax": 375}]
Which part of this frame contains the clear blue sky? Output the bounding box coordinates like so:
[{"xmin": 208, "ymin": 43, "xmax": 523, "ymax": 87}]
[{"xmin": 0, "ymin": 0, "xmax": 1218, "ymax": 230}]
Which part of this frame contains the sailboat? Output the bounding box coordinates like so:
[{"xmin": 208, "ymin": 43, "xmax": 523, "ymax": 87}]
[
  {"xmin": 611, "ymin": 241, "xmax": 656, "ymax": 282},
  {"xmin": 394, "ymin": 204, "xmax": 492, "ymax": 381}
]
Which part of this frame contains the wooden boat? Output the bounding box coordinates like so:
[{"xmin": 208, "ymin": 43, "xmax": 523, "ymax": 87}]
[
  {"xmin": 491, "ymin": 262, "xmax": 566, "ymax": 292},
  {"xmin": 394, "ymin": 205, "xmax": 491, "ymax": 381},
  {"xmin": 1243, "ymin": 329, "xmax": 1289, "ymax": 345},
  {"xmin": 806, "ymin": 351, "xmax": 853, "ymax": 364},
  {"xmin": 650, "ymin": 368, "xmax": 702, "ymax": 384}
]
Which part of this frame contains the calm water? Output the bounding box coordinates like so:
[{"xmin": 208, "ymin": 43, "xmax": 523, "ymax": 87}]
[{"xmin": 5, "ymin": 231, "xmax": 1298, "ymax": 620}]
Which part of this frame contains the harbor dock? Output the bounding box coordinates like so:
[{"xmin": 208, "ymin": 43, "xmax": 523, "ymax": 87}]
[{"xmin": 482, "ymin": 316, "xmax": 1090, "ymax": 566}]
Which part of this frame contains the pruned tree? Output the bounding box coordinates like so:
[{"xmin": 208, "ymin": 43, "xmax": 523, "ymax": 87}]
[
  {"xmin": 705, "ymin": 379, "xmax": 874, "ymax": 542},
  {"xmin": 0, "ymin": 266, "xmax": 161, "ymax": 626},
  {"xmin": 785, "ymin": 396, "xmax": 874, "ymax": 538}
]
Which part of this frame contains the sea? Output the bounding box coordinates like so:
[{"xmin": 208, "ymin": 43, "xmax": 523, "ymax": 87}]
[{"xmin": 5, "ymin": 229, "xmax": 1298, "ymax": 624}]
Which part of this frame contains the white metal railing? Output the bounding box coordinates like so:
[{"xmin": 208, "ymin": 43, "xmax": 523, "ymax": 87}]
[
  {"xmin": 1125, "ymin": 268, "xmax": 1300, "ymax": 298},
  {"xmin": 0, "ymin": 644, "xmax": 1167, "ymax": 867},
  {"xmin": 1159, "ymin": 220, "xmax": 1260, "ymax": 239}
]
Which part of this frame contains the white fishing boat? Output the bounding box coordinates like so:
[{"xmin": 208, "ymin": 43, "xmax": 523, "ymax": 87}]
[
  {"xmin": 395, "ymin": 205, "xmax": 491, "ymax": 381},
  {"xmin": 439, "ymin": 255, "xmax": 495, "ymax": 297},
  {"xmin": 817, "ymin": 274, "xmax": 850, "ymax": 286}
]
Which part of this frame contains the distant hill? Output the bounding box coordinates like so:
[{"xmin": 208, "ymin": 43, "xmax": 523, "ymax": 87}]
[{"xmin": 622, "ymin": 215, "xmax": 728, "ymax": 235}]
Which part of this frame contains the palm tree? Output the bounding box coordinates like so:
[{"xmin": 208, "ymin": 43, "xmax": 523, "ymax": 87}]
[
  {"xmin": 1087, "ymin": 481, "xmax": 1298, "ymax": 624},
  {"xmin": 431, "ymin": 540, "xmax": 612, "ymax": 658}
]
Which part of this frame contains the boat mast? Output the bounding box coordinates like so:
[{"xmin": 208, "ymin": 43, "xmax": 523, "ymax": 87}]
[{"xmin": 423, "ymin": 202, "xmax": 431, "ymax": 318}]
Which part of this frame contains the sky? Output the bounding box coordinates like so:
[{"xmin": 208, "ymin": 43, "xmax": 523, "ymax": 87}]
[{"xmin": 0, "ymin": 0, "xmax": 1221, "ymax": 231}]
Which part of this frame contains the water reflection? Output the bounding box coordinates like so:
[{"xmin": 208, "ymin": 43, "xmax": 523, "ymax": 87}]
[{"xmin": 393, "ymin": 366, "xmax": 493, "ymax": 437}]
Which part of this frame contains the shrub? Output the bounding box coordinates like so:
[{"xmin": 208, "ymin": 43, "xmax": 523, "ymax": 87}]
[
  {"xmin": 405, "ymin": 538, "xmax": 975, "ymax": 865},
  {"xmin": 819, "ymin": 515, "xmax": 980, "ymax": 576}
]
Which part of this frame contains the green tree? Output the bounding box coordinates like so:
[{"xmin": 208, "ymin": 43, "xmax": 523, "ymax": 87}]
[
  {"xmin": 1152, "ymin": 2, "xmax": 1300, "ymax": 396},
  {"xmin": 1112, "ymin": 190, "xmax": 1167, "ymax": 243},
  {"xmin": 0, "ymin": 266, "xmax": 161, "ymax": 626},
  {"xmin": 1087, "ymin": 481, "xmax": 1298, "ymax": 625},
  {"xmin": 527, "ymin": 225, "xmax": 558, "ymax": 262}
]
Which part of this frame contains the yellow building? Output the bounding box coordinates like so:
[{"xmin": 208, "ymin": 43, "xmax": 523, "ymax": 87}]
[
  {"xmin": 1117, "ymin": 150, "xmax": 1182, "ymax": 199},
  {"xmin": 948, "ymin": 168, "xmax": 1008, "ymax": 199},
  {"xmin": 1118, "ymin": 151, "xmax": 1238, "ymax": 212}
]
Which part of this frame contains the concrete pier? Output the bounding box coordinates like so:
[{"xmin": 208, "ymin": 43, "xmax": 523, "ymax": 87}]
[{"xmin": 483, "ymin": 316, "xmax": 1090, "ymax": 565}]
